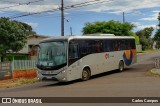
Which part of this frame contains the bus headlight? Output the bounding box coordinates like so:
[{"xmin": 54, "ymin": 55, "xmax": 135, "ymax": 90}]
[
  {"xmin": 62, "ymin": 70, "xmax": 66, "ymax": 73},
  {"xmin": 62, "ymin": 78, "xmax": 66, "ymax": 81}
]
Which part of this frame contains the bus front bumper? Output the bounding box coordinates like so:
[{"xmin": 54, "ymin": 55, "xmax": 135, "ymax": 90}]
[{"xmin": 37, "ymin": 70, "xmax": 67, "ymax": 82}]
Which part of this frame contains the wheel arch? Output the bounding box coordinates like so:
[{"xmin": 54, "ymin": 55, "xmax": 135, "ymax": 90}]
[
  {"xmin": 81, "ymin": 65, "xmax": 91, "ymax": 78},
  {"xmin": 118, "ymin": 59, "xmax": 125, "ymax": 71},
  {"xmin": 119, "ymin": 59, "xmax": 124, "ymax": 64}
]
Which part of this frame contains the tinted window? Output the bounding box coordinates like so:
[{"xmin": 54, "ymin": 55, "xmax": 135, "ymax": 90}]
[
  {"xmin": 113, "ymin": 40, "xmax": 121, "ymax": 51},
  {"xmin": 69, "ymin": 44, "xmax": 79, "ymax": 59},
  {"xmin": 130, "ymin": 39, "xmax": 136, "ymax": 49},
  {"xmin": 120, "ymin": 39, "xmax": 126, "ymax": 50},
  {"xmin": 125, "ymin": 39, "xmax": 136, "ymax": 50},
  {"xmin": 69, "ymin": 40, "xmax": 79, "ymax": 65}
]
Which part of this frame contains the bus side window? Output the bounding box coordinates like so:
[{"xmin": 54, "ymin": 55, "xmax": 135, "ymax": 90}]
[
  {"xmin": 95, "ymin": 40, "xmax": 103, "ymax": 53},
  {"xmin": 103, "ymin": 40, "xmax": 110, "ymax": 52},
  {"xmin": 114, "ymin": 40, "xmax": 120, "ymax": 51},
  {"xmin": 106, "ymin": 40, "xmax": 114, "ymax": 52},
  {"xmin": 120, "ymin": 39, "xmax": 126, "ymax": 50},
  {"xmin": 69, "ymin": 43, "xmax": 79, "ymax": 59},
  {"xmin": 126, "ymin": 40, "xmax": 131, "ymax": 50},
  {"xmin": 130, "ymin": 39, "xmax": 136, "ymax": 49}
]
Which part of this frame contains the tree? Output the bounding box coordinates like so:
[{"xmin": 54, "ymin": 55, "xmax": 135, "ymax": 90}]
[
  {"xmin": 0, "ymin": 17, "xmax": 36, "ymax": 61},
  {"xmin": 82, "ymin": 20, "xmax": 140, "ymax": 44},
  {"xmin": 154, "ymin": 29, "xmax": 160, "ymax": 48},
  {"xmin": 136, "ymin": 27, "xmax": 153, "ymax": 38},
  {"xmin": 154, "ymin": 12, "xmax": 160, "ymax": 49},
  {"xmin": 131, "ymin": 32, "xmax": 140, "ymax": 45},
  {"xmin": 158, "ymin": 12, "xmax": 160, "ymax": 27},
  {"xmin": 136, "ymin": 27, "xmax": 154, "ymax": 50},
  {"xmin": 82, "ymin": 20, "xmax": 135, "ymax": 36},
  {"xmin": 143, "ymin": 27, "xmax": 154, "ymax": 38}
]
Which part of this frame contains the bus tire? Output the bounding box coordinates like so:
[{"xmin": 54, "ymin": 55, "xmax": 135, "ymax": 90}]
[
  {"xmin": 119, "ymin": 61, "xmax": 124, "ymax": 72},
  {"xmin": 82, "ymin": 68, "xmax": 90, "ymax": 81}
]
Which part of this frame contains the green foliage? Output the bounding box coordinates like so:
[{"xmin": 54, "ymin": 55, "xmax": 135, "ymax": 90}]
[
  {"xmin": 131, "ymin": 33, "xmax": 140, "ymax": 45},
  {"xmin": 156, "ymin": 41, "xmax": 160, "ymax": 49},
  {"xmin": 136, "ymin": 27, "xmax": 153, "ymax": 38},
  {"xmin": 154, "ymin": 29, "xmax": 160, "ymax": 41},
  {"xmin": 136, "ymin": 27, "xmax": 154, "ymax": 50},
  {"xmin": 17, "ymin": 21, "xmax": 36, "ymax": 35},
  {"xmin": 144, "ymin": 27, "xmax": 154, "ymax": 38},
  {"xmin": 82, "ymin": 20, "xmax": 135, "ymax": 36},
  {"xmin": 139, "ymin": 36, "xmax": 148, "ymax": 50},
  {"xmin": 0, "ymin": 17, "xmax": 35, "ymax": 61},
  {"xmin": 154, "ymin": 29, "xmax": 160, "ymax": 48},
  {"xmin": 158, "ymin": 12, "xmax": 160, "ymax": 21}
]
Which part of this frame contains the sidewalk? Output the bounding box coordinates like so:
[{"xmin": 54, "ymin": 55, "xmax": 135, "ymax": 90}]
[{"xmin": 150, "ymin": 68, "xmax": 160, "ymax": 76}]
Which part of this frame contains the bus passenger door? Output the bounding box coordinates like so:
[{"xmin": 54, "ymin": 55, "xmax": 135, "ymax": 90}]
[{"xmin": 68, "ymin": 43, "xmax": 81, "ymax": 80}]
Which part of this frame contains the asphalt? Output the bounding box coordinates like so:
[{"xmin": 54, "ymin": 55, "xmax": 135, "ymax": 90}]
[{"xmin": 0, "ymin": 51, "xmax": 160, "ymax": 106}]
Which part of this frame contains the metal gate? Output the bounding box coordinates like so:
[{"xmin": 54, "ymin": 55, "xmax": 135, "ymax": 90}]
[
  {"xmin": 155, "ymin": 58, "xmax": 160, "ymax": 69},
  {"xmin": 0, "ymin": 62, "xmax": 12, "ymax": 80}
]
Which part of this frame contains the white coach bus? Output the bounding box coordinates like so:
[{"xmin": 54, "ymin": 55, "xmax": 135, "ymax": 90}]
[{"xmin": 36, "ymin": 34, "xmax": 137, "ymax": 82}]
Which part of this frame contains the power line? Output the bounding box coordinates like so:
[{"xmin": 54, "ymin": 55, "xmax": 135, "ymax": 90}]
[
  {"xmin": 0, "ymin": 0, "xmax": 44, "ymax": 10},
  {"xmin": 0, "ymin": 0, "xmax": 19, "ymax": 4},
  {"xmin": 9, "ymin": 8, "xmax": 60, "ymax": 19},
  {"xmin": 6, "ymin": 0, "xmax": 113, "ymax": 37},
  {"xmin": 9, "ymin": 0, "xmax": 112, "ymax": 19},
  {"xmin": 65, "ymin": 0, "xmax": 112, "ymax": 9},
  {"xmin": 65, "ymin": 0, "xmax": 101, "ymax": 8}
]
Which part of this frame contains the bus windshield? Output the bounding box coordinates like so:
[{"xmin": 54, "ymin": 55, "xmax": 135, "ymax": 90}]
[{"xmin": 37, "ymin": 41, "xmax": 67, "ymax": 70}]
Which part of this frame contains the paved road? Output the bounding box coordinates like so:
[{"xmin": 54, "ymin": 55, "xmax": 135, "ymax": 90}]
[{"xmin": 0, "ymin": 51, "xmax": 160, "ymax": 105}]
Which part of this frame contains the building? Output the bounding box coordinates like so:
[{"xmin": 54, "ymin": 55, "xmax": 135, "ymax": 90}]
[{"xmin": 0, "ymin": 35, "xmax": 49, "ymax": 62}]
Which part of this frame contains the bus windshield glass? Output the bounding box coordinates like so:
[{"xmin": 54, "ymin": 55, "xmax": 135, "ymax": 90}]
[{"xmin": 37, "ymin": 41, "xmax": 67, "ymax": 70}]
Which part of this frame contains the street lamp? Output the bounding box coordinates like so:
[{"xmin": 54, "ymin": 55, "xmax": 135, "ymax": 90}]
[
  {"xmin": 65, "ymin": 18, "xmax": 73, "ymax": 36},
  {"xmin": 70, "ymin": 27, "xmax": 73, "ymax": 36}
]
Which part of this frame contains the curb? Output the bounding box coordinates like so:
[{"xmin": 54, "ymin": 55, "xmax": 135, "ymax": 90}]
[{"xmin": 150, "ymin": 69, "xmax": 160, "ymax": 76}]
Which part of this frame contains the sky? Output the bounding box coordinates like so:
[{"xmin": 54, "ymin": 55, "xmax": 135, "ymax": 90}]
[{"xmin": 0, "ymin": 0, "xmax": 160, "ymax": 36}]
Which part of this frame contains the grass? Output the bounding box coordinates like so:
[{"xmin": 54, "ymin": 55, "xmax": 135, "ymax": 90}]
[{"xmin": 0, "ymin": 78, "xmax": 39, "ymax": 88}]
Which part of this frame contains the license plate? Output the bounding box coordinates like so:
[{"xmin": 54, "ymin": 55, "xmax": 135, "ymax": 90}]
[
  {"xmin": 46, "ymin": 71, "xmax": 52, "ymax": 74},
  {"xmin": 46, "ymin": 76, "xmax": 53, "ymax": 79}
]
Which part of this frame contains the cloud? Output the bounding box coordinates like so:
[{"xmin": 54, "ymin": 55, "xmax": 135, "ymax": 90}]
[
  {"xmin": 24, "ymin": 22, "xmax": 39, "ymax": 29},
  {"xmin": 86, "ymin": 0, "xmax": 160, "ymax": 14},
  {"xmin": 0, "ymin": 0, "xmax": 160, "ymax": 14},
  {"xmin": 132, "ymin": 22, "xmax": 156, "ymax": 30},
  {"xmin": 137, "ymin": 24, "xmax": 156, "ymax": 29},
  {"xmin": 139, "ymin": 11, "xmax": 159, "ymax": 21},
  {"xmin": 0, "ymin": 4, "xmax": 59, "ymax": 13}
]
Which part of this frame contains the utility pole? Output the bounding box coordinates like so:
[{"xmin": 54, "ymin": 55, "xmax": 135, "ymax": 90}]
[
  {"xmin": 61, "ymin": 0, "xmax": 64, "ymax": 36},
  {"xmin": 123, "ymin": 12, "xmax": 125, "ymax": 23},
  {"xmin": 70, "ymin": 27, "xmax": 72, "ymax": 36}
]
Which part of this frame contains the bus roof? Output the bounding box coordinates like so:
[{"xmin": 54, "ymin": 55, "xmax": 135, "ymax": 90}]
[{"xmin": 40, "ymin": 35, "xmax": 135, "ymax": 43}]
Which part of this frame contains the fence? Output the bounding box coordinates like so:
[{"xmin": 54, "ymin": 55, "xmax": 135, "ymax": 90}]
[
  {"xmin": 12, "ymin": 60, "xmax": 36, "ymax": 70},
  {"xmin": 155, "ymin": 58, "xmax": 160, "ymax": 69}
]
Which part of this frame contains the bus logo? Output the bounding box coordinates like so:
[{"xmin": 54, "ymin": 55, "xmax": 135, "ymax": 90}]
[
  {"xmin": 123, "ymin": 50, "xmax": 133, "ymax": 66},
  {"xmin": 105, "ymin": 53, "xmax": 109, "ymax": 59}
]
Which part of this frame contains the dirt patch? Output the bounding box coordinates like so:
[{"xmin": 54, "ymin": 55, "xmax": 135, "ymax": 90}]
[
  {"xmin": 0, "ymin": 78, "xmax": 38, "ymax": 88},
  {"xmin": 13, "ymin": 69, "xmax": 37, "ymax": 79}
]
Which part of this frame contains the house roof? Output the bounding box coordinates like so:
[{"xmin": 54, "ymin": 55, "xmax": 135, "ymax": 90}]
[{"xmin": 27, "ymin": 34, "xmax": 50, "ymax": 38}]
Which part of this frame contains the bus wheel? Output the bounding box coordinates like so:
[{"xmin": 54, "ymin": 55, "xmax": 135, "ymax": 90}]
[
  {"xmin": 119, "ymin": 61, "xmax": 124, "ymax": 72},
  {"xmin": 82, "ymin": 68, "xmax": 90, "ymax": 81}
]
